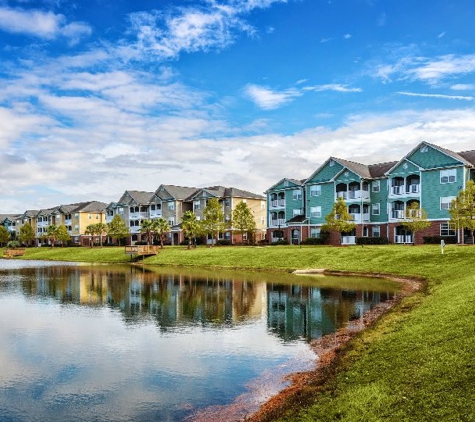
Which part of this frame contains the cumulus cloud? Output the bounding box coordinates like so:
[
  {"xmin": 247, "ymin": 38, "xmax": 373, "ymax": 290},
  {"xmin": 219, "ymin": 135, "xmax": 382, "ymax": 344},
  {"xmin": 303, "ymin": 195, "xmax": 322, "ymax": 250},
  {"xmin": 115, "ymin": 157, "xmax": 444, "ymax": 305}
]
[
  {"xmin": 125, "ymin": 0, "xmax": 286, "ymax": 60},
  {"xmin": 0, "ymin": 6, "xmax": 91, "ymax": 43},
  {"xmin": 243, "ymin": 84, "xmax": 301, "ymax": 110}
]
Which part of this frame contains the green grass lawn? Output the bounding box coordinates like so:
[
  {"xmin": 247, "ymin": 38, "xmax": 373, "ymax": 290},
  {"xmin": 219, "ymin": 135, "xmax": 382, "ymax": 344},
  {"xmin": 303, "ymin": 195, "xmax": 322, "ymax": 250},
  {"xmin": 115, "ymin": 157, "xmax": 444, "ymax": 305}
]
[{"xmin": 4, "ymin": 244, "xmax": 475, "ymax": 420}]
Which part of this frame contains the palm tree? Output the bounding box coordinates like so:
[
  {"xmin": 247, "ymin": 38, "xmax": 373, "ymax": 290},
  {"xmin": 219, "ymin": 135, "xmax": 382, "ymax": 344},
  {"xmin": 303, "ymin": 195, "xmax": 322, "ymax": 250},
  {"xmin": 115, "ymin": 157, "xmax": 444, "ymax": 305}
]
[
  {"xmin": 181, "ymin": 211, "xmax": 201, "ymax": 249},
  {"xmin": 152, "ymin": 218, "xmax": 171, "ymax": 248},
  {"xmin": 45, "ymin": 225, "xmax": 59, "ymax": 248},
  {"xmin": 140, "ymin": 219, "xmax": 155, "ymax": 245}
]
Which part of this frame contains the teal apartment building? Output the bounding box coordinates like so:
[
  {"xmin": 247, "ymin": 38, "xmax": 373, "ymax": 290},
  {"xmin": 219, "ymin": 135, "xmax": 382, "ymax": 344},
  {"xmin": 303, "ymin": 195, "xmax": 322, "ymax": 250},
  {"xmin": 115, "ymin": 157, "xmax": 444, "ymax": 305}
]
[{"xmin": 266, "ymin": 142, "xmax": 475, "ymax": 245}]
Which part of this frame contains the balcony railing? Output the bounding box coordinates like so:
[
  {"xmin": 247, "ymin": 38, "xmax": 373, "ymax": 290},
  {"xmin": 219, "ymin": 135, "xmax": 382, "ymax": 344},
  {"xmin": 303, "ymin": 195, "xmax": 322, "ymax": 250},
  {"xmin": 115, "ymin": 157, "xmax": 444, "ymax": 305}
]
[
  {"xmin": 270, "ymin": 199, "xmax": 286, "ymax": 208},
  {"xmin": 341, "ymin": 236, "xmax": 356, "ymax": 245},
  {"xmin": 391, "ymin": 184, "xmax": 420, "ymax": 195},
  {"xmin": 349, "ymin": 213, "xmax": 370, "ymax": 222},
  {"xmin": 337, "ymin": 190, "xmax": 370, "ymax": 200},
  {"xmin": 130, "ymin": 212, "xmax": 149, "ymax": 219},
  {"xmin": 391, "ymin": 210, "xmax": 405, "ymax": 219},
  {"xmin": 395, "ymin": 235, "xmax": 413, "ymax": 244},
  {"xmin": 270, "ymin": 219, "xmax": 286, "ymax": 227}
]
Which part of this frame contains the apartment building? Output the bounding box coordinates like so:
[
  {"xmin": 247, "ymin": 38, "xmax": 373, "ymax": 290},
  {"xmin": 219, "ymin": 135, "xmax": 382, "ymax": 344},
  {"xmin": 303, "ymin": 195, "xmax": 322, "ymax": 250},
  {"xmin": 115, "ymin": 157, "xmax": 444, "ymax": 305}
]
[
  {"xmin": 266, "ymin": 141, "xmax": 475, "ymax": 245},
  {"xmin": 108, "ymin": 185, "xmax": 267, "ymax": 245}
]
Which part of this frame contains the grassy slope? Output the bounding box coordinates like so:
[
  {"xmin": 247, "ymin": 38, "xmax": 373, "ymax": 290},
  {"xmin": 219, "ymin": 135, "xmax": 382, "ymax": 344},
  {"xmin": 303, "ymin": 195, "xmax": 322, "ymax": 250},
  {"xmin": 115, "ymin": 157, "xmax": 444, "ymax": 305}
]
[{"xmin": 8, "ymin": 244, "xmax": 475, "ymax": 420}]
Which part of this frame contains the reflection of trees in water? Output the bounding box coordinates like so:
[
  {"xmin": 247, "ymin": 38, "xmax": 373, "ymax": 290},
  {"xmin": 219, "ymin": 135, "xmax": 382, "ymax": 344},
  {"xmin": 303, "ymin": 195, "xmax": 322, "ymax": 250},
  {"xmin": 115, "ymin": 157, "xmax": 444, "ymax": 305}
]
[
  {"xmin": 267, "ymin": 284, "xmax": 394, "ymax": 342},
  {"xmin": 16, "ymin": 266, "xmax": 260, "ymax": 329},
  {"xmin": 14, "ymin": 266, "xmax": 393, "ymax": 343}
]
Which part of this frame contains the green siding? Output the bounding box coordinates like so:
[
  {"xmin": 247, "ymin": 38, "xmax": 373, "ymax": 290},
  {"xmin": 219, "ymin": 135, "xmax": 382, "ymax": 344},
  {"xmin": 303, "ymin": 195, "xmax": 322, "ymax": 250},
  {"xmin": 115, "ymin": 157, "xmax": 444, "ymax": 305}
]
[
  {"xmin": 410, "ymin": 145, "xmax": 462, "ymax": 169},
  {"xmin": 307, "ymin": 160, "xmax": 343, "ymax": 183},
  {"xmin": 421, "ymin": 167, "xmax": 464, "ymax": 219},
  {"xmin": 269, "ymin": 179, "xmax": 301, "ymax": 191},
  {"xmin": 286, "ymin": 187, "xmax": 304, "ymax": 221},
  {"xmin": 369, "ymin": 178, "xmax": 388, "ymax": 223},
  {"xmin": 388, "ymin": 159, "xmax": 420, "ymax": 176},
  {"xmin": 334, "ymin": 169, "xmax": 361, "ymax": 184},
  {"xmin": 307, "ymin": 183, "xmax": 334, "ymax": 224}
]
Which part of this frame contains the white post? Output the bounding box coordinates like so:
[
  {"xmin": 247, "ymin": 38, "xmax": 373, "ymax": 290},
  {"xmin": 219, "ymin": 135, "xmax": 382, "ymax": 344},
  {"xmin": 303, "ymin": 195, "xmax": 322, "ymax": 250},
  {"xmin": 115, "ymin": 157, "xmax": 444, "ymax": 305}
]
[{"xmin": 441, "ymin": 239, "xmax": 445, "ymax": 254}]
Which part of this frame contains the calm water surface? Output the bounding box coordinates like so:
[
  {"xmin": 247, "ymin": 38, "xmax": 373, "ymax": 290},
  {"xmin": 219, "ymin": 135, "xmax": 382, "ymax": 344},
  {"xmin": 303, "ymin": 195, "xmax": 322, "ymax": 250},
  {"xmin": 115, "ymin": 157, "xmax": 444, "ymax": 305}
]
[{"xmin": 0, "ymin": 260, "xmax": 398, "ymax": 421}]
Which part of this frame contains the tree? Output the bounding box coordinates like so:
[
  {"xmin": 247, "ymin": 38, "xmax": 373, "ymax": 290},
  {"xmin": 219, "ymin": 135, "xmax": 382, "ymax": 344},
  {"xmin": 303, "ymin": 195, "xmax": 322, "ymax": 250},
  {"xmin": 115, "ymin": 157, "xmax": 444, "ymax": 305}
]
[
  {"xmin": 85, "ymin": 224, "xmax": 96, "ymax": 247},
  {"xmin": 140, "ymin": 219, "xmax": 155, "ymax": 245},
  {"xmin": 0, "ymin": 226, "xmax": 10, "ymax": 246},
  {"xmin": 107, "ymin": 215, "xmax": 130, "ymax": 245},
  {"xmin": 450, "ymin": 180, "xmax": 475, "ymax": 244},
  {"xmin": 19, "ymin": 222, "xmax": 35, "ymax": 246},
  {"xmin": 232, "ymin": 201, "xmax": 257, "ymax": 244},
  {"xmin": 95, "ymin": 223, "xmax": 108, "ymax": 247},
  {"xmin": 322, "ymin": 197, "xmax": 356, "ymax": 245},
  {"xmin": 152, "ymin": 218, "xmax": 171, "ymax": 248},
  {"xmin": 45, "ymin": 224, "xmax": 59, "ymax": 248},
  {"xmin": 202, "ymin": 198, "xmax": 226, "ymax": 246},
  {"xmin": 401, "ymin": 202, "xmax": 431, "ymax": 245},
  {"xmin": 56, "ymin": 224, "xmax": 71, "ymax": 246},
  {"xmin": 181, "ymin": 211, "xmax": 201, "ymax": 249}
]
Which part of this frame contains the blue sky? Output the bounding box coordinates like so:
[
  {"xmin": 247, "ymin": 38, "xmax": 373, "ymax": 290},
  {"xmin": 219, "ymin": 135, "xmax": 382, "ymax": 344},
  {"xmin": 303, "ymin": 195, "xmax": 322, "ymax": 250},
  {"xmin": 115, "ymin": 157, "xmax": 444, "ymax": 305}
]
[{"xmin": 1, "ymin": 0, "xmax": 475, "ymax": 213}]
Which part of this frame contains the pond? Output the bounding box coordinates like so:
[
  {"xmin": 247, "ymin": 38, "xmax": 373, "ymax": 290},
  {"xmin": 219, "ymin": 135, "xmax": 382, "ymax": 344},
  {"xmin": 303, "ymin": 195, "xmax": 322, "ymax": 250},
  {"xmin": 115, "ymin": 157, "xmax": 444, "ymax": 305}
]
[{"xmin": 0, "ymin": 261, "xmax": 399, "ymax": 421}]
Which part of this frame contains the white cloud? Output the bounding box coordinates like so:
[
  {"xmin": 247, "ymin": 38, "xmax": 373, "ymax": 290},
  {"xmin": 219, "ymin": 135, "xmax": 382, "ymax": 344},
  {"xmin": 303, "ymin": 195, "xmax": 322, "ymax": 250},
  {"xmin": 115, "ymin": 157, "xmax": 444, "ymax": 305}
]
[
  {"xmin": 343, "ymin": 33, "xmax": 352, "ymax": 39},
  {"xmin": 450, "ymin": 84, "xmax": 474, "ymax": 91},
  {"xmin": 398, "ymin": 91, "xmax": 474, "ymax": 101},
  {"xmin": 0, "ymin": 6, "xmax": 91, "ymax": 43},
  {"xmin": 374, "ymin": 53, "xmax": 475, "ymax": 85},
  {"xmin": 304, "ymin": 84, "xmax": 362, "ymax": 93},
  {"xmin": 243, "ymin": 84, "xmax": 301, "ymax": 110},
  {"xmin": 125, "ymin": 0, "xmax": 286, "ymax": 60}
]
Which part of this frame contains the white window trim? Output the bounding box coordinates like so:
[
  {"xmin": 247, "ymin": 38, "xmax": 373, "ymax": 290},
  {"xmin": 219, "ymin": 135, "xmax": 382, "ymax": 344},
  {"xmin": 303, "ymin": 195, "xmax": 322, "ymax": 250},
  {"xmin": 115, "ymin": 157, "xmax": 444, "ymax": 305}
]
[
  {"xmin": 440, "ymin": 196, "xmax": 456, "ymax": 210},
  {"xmin": 440, "ymin": 169, "xmax": 457, "ymax": 184},
  {"xmin": 372, "ymin": 180, "xmax": 380, "ymax": 192},
  {"xmin": 372, "ymin": 203, "xmax": 380, "ymax": 215}
]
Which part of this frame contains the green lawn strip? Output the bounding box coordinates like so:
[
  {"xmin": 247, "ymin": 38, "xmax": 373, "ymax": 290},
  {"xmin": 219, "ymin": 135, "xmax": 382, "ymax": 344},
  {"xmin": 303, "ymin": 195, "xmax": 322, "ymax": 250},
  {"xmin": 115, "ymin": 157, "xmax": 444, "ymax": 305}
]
[{"xmin": 6, "ymin": 244, "xmax": 475, "ymax": 420}]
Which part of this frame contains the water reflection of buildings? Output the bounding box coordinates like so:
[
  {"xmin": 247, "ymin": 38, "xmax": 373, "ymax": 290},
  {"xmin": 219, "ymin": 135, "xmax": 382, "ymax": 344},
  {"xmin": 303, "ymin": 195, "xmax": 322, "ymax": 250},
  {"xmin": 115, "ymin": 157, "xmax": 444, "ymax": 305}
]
[
  {"xmin": 18, "ymin": 266, "xmax": 393, "ymax": 342},
  {"xmin": 267, "ymin": 284, "xmax": 394, "ymax": 342}
]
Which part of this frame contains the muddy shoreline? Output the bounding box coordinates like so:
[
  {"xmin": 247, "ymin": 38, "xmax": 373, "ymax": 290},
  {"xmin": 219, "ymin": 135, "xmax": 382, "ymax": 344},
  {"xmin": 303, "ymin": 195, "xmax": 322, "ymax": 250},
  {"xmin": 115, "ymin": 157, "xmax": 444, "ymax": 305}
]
[{"xmin": 242, "ymin": 270, "xmax": 424, "ymax": 422}]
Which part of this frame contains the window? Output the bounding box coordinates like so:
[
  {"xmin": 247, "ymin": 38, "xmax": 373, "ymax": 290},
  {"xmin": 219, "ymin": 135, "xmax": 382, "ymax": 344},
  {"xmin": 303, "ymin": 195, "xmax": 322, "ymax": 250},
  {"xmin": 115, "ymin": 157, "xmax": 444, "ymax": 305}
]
[
  {"xmin": 261, "ymin": 201, "xmax": 266, "ymax": 210},
  {"xmin": 293, "ymin": 189, "xmax": 302, "ymax": 200},
  {"xmin": 363, "ymin": 227, "xmax": 369, "ymax": 237},
  {"xmin": 373, "ymin": 225, "xmax": 380, "ymax": 237},
  {"xmin": 440, "ymin": 223, "xmax": 456, "ymax": 236},
  {"xmin": 372, "ymin": 180, "xmax": 380, "ymax": 192},
  {"xmin": 168, "ymin": 218, "xmax": 175, "ymax": 226},
  {"xmin": 88, "ymin": 213, "xmax": 92, "ymax": 219},
  {"xmin": 440, "ymin": 169, "xmax": 456, "ymax": 184},
  {"xmin": 293, "ymin": 208, "xmax": 302, "ymax": 217},
  {"xmin": 168, "ymin": 202, "xmax": 175, "ymax": 211},
  {"xmin": 372, "ymin": 203, "xmax": 380, "ymax": 215},
  {"xmin": 310, "ymin": 206, "xmax": 322, "ymax": 218},
  {"xmin": 440, "ymin": 196, "xmax": 456, "ymax": 210},
  {"xmin": 310, "ymin": 228, "xmax": 321, "ymax": 238},
  {"xmin": 194, "ymin": 201, "xmax": 200, "ymax": 210},
  {"xmin": 118, "ymin": 208, "xmax": 123, "ymax": 215},
  {"xmin": 310, "ymin": 185, "xmax": 321, "ymax": 197},
  {"xmin": 224, "ymin": 198, "xmax": 231, "ymax": 207}
]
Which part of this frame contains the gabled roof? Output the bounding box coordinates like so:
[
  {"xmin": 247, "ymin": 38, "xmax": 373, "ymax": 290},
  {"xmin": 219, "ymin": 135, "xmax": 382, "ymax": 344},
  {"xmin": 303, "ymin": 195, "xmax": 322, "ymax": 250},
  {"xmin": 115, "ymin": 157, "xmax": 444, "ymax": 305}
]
[
  {"xmin": 118, "ymin": 190, "xmax": 154, "ymax": 205},
  {"xmin": 155, "ymin": 185, "xmax": 198, "ymax": 201},
  {"xmin": 72, "ymin": 201, "xmax": 107, "ymax": 213},
  {"xmin": 188, "ymin": 185, "xmax": 265, "ymax": 201},
  {"xmin": 368, "ymin": 161, "xmax": 398, "ymax": 178},
  {"xmin": 385, "ymin": 141, "xmax": 473, "ymax": 175},
  {"xmin": 333, "ymin": 157, "xmax": 372, "ymax": 179},
  {"xmin": 0, "ymin": 214, "xmax": 20, "ymax": 223},
  {"xmin": 265, "ymin": 178, "xmax": 303, "ymax": 193},
  {"xmin": 458, "ymin": 150, "xmax": 475, "ymax": 166}
]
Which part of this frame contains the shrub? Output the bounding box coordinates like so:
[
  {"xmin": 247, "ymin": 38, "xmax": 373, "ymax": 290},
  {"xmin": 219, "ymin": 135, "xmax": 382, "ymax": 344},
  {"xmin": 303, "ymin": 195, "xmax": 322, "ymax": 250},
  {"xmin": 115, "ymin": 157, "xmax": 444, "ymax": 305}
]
[
  {"xmin": 216, "ymin": 240, "xmax": 232, "ymax": 246},
  {"xmin": 423, "ymin": 236, "xmax": 457, "ymax": 244},
  {"xmin": 356, "ymin": 237, "xmax": 389, "ymax": 245},
  {"xmin": 271, "ymin": 239, "xmax": 289, "ymax": 245}
]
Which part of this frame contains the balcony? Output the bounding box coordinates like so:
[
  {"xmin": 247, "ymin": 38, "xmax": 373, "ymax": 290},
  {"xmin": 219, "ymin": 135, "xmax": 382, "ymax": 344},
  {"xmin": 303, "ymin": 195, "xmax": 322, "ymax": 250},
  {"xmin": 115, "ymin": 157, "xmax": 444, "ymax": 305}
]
[
  {"xmin": 130, "ymin": 212, "xmax": 149, "ymax": 219},
  {"xmin": 349, "ymin": 213, "xmax": 370, "ymax": 222},
  {"xmin": 150, "ymin": 210, "xmax": 162, "ymax": 218},
  {"xmin": 270, "ymin": 219, "xmax": 286, "ymax": 227},
  {"xmin": 270, "ymin": 199, "xmax": 286, "ymax": 209},
  {"xmin": 395, "ymin": 235, "xmax": 413, "ymax": 244},
  {"xmin": 391, "ymin": 184, "xmax": 420, "ymax": 196},
  {"xmin": 337, "ymin": 190, "xmax": 370, "ymax": 201},
  {"xmin": 341, "ymin": 236, "xmax": 356, "ymax": 245},
  {"xmin": 391, "ymin": 210, "xmax": 405, "ymax": 219}
]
